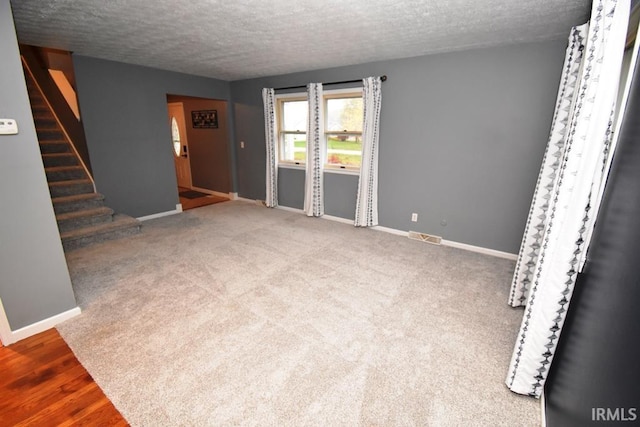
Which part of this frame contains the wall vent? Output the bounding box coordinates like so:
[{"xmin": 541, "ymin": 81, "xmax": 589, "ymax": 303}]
[{"xmin": 408, "ymin": 231, "xmax": 442, "ymax": 245}]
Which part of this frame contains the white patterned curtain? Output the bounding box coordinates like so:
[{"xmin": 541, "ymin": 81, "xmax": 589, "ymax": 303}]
[
  {"xmin": 507, "ymin": 0, "xmax": 630, "ymax": 398},
  {"xmin": 508, "ymin": 25, "xmax": 588, "ymax": 307},
  {"xmin": 304, "ymin": 83, "xmax": 324, "ymax": 217},
  {"xmin": 354, "ymin": 77, "xmax": 382, "ymax": 227},
  {"xmin": 262, "ymin": 88, "xmax": 278, "ymax": 208}
]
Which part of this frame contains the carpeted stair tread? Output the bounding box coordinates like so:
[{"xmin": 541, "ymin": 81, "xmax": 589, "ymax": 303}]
[
  {"xmin": 48, "ymin": 179, "xmax": 94, "ymax": 197},
  {"xmin": 56, "ymin": 206, "xmax": 114, "ymax": 221},
  {"xmin": 61, "ymin": 214, "xmax": 141, "ymax": 251},
  {"xmin": 52, "ymin": 192, "xmax": 106, "ymax": 214},
  {"xmin": 48, "ymin": 178, "xmax": 92, "ymax": 188},
  {"xmin": 42, "ymin": 153, "xmax": 79, "ymax": 167},
  {"xmin": 45, "ymin": 165, "xmax": 87, "ymax": 181},
  {"xmin": 39, "ymin": 141, "xmax": 70, "ymax": 153},
  {"xmin": 56, "ymin": 206, "xmax": 115, "ymax": 233},
  {"xmin": 52, "ymin": 192, "xmax": 105, "ymax": 204}
]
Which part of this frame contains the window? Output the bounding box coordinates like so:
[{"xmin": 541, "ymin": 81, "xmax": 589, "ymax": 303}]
[
  {"xmin": 276, "ymin": 89, "xmax": 364, "ymax": 171},
  {"xmin": 277, "ymin": 96, "xmax": 308, "ymax": 165},
  {"xmin": 324, "ymin": 91, "xmax": 363, "ymax": 170}
]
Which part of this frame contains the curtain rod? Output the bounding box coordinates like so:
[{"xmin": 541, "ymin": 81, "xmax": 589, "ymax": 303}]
[{"xmin": 274, "ymin": 75, "xmax": 387, "ymax": 91}]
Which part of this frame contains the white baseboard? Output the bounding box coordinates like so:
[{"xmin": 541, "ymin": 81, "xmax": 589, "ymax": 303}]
[
  {"xmin": 372, "ymin": 225, "xmax": 408, "ymax": 237},
  {"xmin": 541, "ymin": 391, "xmax": 547, "ymax": 427},
  {"xmin": 0, "ymin": 306, "xmax": 81, "ymax": 345},
  {"xmin": 230, "ymin": 192, "xmax": 239, "ymax": 200},
  {"xmin": 274, "ymin": 205, "xmax": 517, "ymax": 260},
  {"xmin": 276, "ymin": 205, "xmax": 303, "ymax": 213},
  {"xmin": 137, "ymin": 207, "xmax": 182, "ymax": 221},
  {"xmin": 441, "ymin": 239, "xmax": 517, "ymax": 260},
  {"xmin": 236, "ymin": 197, "xmax": 258, "ymax": 204},
  {"xmin": 322, "ymin": 214, "xmax": 354, "ymax": 225}
]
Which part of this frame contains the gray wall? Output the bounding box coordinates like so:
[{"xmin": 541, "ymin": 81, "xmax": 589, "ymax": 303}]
[
  {"xmin": 0, "ymin": 0, "xmax": 77, "ymax": 330},
  {"xmin": 230, "ymin": 40, "xmax": 568, "ymax": 253},
  {"xmin": 73, "ymin": 56, "xmax": 233, "ymax": 218}
]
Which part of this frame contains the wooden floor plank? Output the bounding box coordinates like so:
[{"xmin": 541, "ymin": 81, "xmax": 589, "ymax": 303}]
[{"xmin": 0, "ymin": 329, "xmax": 128, "ymax": 426}]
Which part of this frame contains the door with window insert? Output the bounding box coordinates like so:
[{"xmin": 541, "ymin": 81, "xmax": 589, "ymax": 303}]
[{"xmin": 168, "ymin": 102, "xmax": 192, "ymax": 188}]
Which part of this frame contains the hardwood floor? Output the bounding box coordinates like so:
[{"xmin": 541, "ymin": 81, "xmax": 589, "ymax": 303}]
[
  {"xmin": 0, "ymin": 329, "xmax": 128, "ymax": 426},
  {"xmin": 178, "ymin": 187, "xmax": 229, "ymax": 210}
]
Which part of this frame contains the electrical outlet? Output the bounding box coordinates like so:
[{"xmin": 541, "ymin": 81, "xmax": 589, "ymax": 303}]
[
  {"xmin": 411, "ymin": 213, "xmax": 418, "ymax": 222},
  {"xmin": 0, "ymin": 118, "xmax": 18, "ymax": 135},
  {"xmin": 240, "ymin": 141, "xmax": 245, "ymax": 149}
]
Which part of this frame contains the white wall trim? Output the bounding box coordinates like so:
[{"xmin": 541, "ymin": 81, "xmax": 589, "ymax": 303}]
[
  {"xmin": 371, "ymin": 225, "xmax": 408, "ymax": 237},
  {"xmin": 137, "ymin": 206, "xmax": 182, "ymax": 221},
  {"xmin": 0, "ymin": 298, "xmax": 13, "ymax": 346},
  {"xmin": 441, "ymin": 239, "xmax": 517, "ymax": 260},
  {"xmin": 541, "ymin": 391, "xmax": 547, "ymax": 427},
  {"xmin": 276, "ymin": 205, "xmax": 303, "ymax": 214},
  {"xmin": 230, "ymin": 192, "xmax": 239, "ymax": 200},
  {"xmin": 320, "ymin": 214, "xmax": 353, "ymax": 225},
  {"xmin": 275, "ymin": 204, "xmax": 517, "ymax": 260},
  {"xmin": 236, "ymin": 197, "xmax": 260, "ymax": 204},
  {"xmin": 0, "ymin": 306, "xmax": 81, "ymax": 346}
]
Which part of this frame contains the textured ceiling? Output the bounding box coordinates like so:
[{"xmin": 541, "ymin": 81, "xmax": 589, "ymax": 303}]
[{"xmin": 10, "ymin": 0, "xmax": 592, "ymax": 81}]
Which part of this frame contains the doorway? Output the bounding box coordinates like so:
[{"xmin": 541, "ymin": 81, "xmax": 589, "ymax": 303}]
[{"xmin": 166, "ymin": 95, "xmax": 232, "ymax": 211}]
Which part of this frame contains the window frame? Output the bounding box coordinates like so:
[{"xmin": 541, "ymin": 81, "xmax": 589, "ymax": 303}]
[
  {"xmin": 276, "ymin": 92, "xmax": 307, "ymax": 169},
  {"xmin": 323, "ymin": 88, "xmax": 363, "ymax": 174},
  {"xmin": 274, "ymin": 87, "xmax": 364, "ymax": 174}
]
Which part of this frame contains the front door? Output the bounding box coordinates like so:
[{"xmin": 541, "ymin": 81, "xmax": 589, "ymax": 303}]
[{"xmin": 168, "ymin": 102, "xmax": 192, "ymax": 188}]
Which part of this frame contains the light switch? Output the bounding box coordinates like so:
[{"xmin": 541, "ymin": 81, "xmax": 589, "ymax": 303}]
[{"xmin": 0, "ymin": 119, "xmax": 18, "ymax": 135}]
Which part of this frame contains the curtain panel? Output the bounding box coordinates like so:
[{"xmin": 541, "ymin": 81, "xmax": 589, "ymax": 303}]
[
  {"xmin": 507, "ymin": 0, "xmax": 630, "ymax": 398},
  {"xmin": 508, "ymin": 25, "xmax": 588, "ymax": 308},
  {"xmin": 354, "ymin": 76, "xmax": 382, "ymax": 227},
  {"xmin": 304, "ymin": 83, "xmax": 324, "ymax": 217},
  {"xmin": 262, "ymin": 88, "xmax": 278, "ymax": 208}
]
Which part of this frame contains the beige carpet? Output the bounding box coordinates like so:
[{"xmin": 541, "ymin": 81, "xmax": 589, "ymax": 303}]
[{"xmin": 58, "ymin": 201, "xmax": 539, "ymax": 426}]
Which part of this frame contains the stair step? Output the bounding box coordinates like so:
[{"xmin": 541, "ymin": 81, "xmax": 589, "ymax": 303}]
[
  {"xmin": 61, "ymin": 214, "xmax": 142, "ymax": 251},
  {"xmin": 56, "ymin": 206, "xmax": 114, "ymax": 233},
  {"xmin": 52, "ymin": 192, "xmax": 105, "ymax": 214},
  {"xmin": 42, "ymin": 153, "xmax": 80, "ymax": 167},
  {"xmin": 34, "ymin": 117, "xmax": 57, "ymax": 128},
  {"xmin": 37, "ymin": 129, "xmax": 65, "ymax": 141},
  {"xmin": 39, "ymin": 141, "xmax": 71, "ymax": 153},
  {"xmin": 48, "ymin": 179, "xmax": 93, "ymax": 198},
  {"xmin": 31, "ymin": 104, "xmax": 50, "ymax": 114},
  {"xmin": 46, "ymin": 165, "xmax": 87, "ymax": 182}
]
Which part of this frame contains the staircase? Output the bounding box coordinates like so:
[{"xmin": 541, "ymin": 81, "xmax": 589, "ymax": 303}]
[{"xmin": 24, "ymin": 70, "xmax": 141, "ymax": 251}]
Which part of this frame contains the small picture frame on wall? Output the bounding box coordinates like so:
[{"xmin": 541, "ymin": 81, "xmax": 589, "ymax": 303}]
[{"xmin": 191, "ymin": 110, "xmax": 218, "ymax": 129}]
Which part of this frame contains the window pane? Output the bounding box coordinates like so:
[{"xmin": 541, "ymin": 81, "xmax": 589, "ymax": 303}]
[
  {"xmin": 326, "ymin": 134, "xmax": 361, "ymax": 168},
  {"xmin": 326, "ymin": 97, "xmax": 363, "ymax": 132},
  {"xmin": 281, "ymin": 133, "xmax": 306, "ymax": 163},
  {"xmin": 282, "ymin": 101, "xmax": 308, "ymax": 131}
]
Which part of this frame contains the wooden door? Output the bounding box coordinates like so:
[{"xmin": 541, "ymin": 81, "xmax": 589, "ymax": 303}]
[{"xmin": 167, "ymin": 102, "xmax": 192, "ymax": 188}]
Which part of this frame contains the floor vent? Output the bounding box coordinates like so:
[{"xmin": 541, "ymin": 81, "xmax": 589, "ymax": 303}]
[{"xmin": 408, "ymin": 231, "xmax": 442, "ymax": 245}]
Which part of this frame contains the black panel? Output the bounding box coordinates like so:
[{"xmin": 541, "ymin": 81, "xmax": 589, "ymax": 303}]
[{"xmin": 544, "ymin": 53, "xmax": 640, "ymax": 425}]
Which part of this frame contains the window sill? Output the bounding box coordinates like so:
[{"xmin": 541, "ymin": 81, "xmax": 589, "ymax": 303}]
[
  {"xmin": 278, "ymin": 163, "xmax": 305, "ymax": 171},
  {"xmin": 278, "ymin": 164, "xmax": 360, "ymax": 176},
  {"xmin": 324, "ymin": 167, "xmax": 360, "ymax": 176}
]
